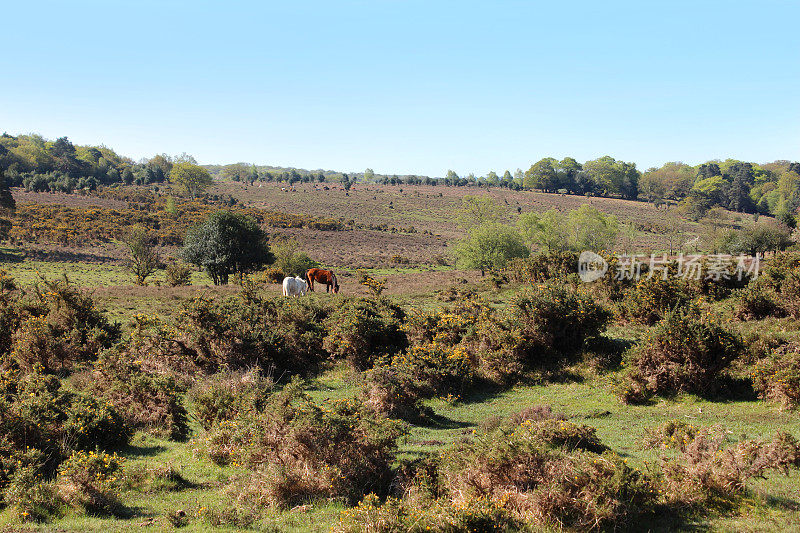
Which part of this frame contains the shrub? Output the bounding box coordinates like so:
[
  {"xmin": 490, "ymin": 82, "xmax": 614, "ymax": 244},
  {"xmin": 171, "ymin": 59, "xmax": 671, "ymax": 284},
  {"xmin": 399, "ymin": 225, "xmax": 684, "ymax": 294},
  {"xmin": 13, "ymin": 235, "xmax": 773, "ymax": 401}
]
[
  {"xmin": 361, "ymin": 366, "xmax": 428, "ymax": 422},
  {"xmin": 512, "ymin": 418, "xmax": 607, "ymax": 453},
  {"xmin": 200, "ymin": 379, "xmax": 407, "ymax": 508},
  {"xmin": 508, "ymin": 404, "xmax": 566, "ymax": 425},
  {"xmin": 323, "ymin": 297, "xmax": 407, "ymax": 370},
  {"xmin": 261, "ymin": 267, "xmax": 286, "ymax": 284},
  {"xmin": 734, "ymin": 279, "xmax": 783, "ymax": 319},
  {"xmin": 751, "ymin": 344, "xmax": 800, "ymax": 410},
  {"xmin": 165, "ymin": 262, "xmax": 193, "ymax": 286},
  {"xmin": 0, "ymin": 367, "xmax": 131, "ymax": 490},
  {"xmin": 508, "ymin": 250, "xmax": 579, "ymax": 283},
  {"xmin": 188, "ymin": 369, "xmax": 273, "ymax": 430},
  {"xmin": 436, "ymin": 425, "xmax": 656, "ymax": 531},
  {"xmin": 618, "ymin": 274, "xmax": 690, "ymax": 325},
  {"xmin": 641, "ymin": 420, "xmax": 700, "ymax": 452},
  {"xmin": 5, "ymin": 276, "xmax": 120, "ymax": 373},
  {"xmin": 620, "ymin": 306, "xmax": 742, "ymax": 403},
  {"xmin": 56, "ymin": 450, "xmax": 125, "ymax": 515},
  {"xmin": 780, "ymin": 270, "xmax": 800, "ymax": 319},
  {"xmin": 402, "ymin": 296, "xmax": 490, "ymax": 346},
  {"xmin": 357, "ymin": 270, "xmax": 387, "ymax": 296},
  {"xmin": 178, "ymin": 291, "xmax": 330, "ymax": 375},
  {"xmin": 79, "ymin": 351, "xmax": 189, "ymax": 440},
  {"xmin": 334, "ymin": 493, "xmax": 521, "ymax": 533},
  {"xmin": 660, "ymin": 429, "xmax": 800, "ymax": 505},
  {"xmin": 2, "ymin": 451, "xmax": 59, "ymax": 523},
  {"xmin": 389, "ymin": 343, "xmax": 475, "ymax": 399},
  {"xmin": 510, "ymin": 284, "xmax": 611, "ymax": 359},
  {"xmin": 684, "ymin": 257, "xmax": 748, "ymax": 300},
  {"xmin": 468, "ymin": 318, "xmax": 527, "ymax": 384}
]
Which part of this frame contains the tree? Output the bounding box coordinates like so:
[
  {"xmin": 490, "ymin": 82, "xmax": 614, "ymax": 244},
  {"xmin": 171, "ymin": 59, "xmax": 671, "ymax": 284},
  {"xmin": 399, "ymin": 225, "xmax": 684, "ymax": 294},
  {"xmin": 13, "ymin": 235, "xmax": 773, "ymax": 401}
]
[
  {"xmin": 518, "ymin": 205, "xmax": 619, "ymax": 252},
  {"xmin": 0, "ymin": 173, "xmax": 14, "ymax": 210},
  {"xmin": 169, "ymin": 162, "xmax": 213, "ymax": 198},
  {"xmin": 523, "ymin": 158, "xmax": 558, "ymax": 191},
  {"xmin": 457, "ymin": 195, "xmax": 505, "ymax": 228},
  {"xmin": 583, "ymin": 156, "xmax": 640, "ymax": 199},
  {"xmin": 454, "ymin": 223, "xmax": 529, "ymax": 275},
  {"xmin": 775, "ymin": 171, "xmax": 800, "ymax": 226},
  {"xmin": 554, "ymin": 157, "xmax": 582, "ymax": 192},
  {"xmin": 123, "ymin": 225, "xmax": 160, "ymax": 285},
  {"xmin": 221, "ymin": 163, "xmax": 251, "ymax": 181},
  {"xmin": 567, "ymin": 204, "xmax": 619, "ymax": 251},
  {"xmin": 518, "ymin": 210, "xmax": 570, "ymax": 251},
  {"xmin": 363, "ymin": 168, "xmax": 375, "ymax": 181},
  {"xmin": 180, "ymin": 211, "xmax": 273, "ymax": 284},
  {"xmin": 272, "ymin": 239, "xmax": 318, "ymax": 277}
]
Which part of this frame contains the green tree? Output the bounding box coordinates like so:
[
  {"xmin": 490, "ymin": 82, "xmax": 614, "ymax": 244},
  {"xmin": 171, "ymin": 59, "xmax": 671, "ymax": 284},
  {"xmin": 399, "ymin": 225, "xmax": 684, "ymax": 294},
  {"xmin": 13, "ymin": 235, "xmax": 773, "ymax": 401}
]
[
  {"xmin": 180, "ymin": 211, "xmax": 273, "ymax": 284},
  {"xmin": 0, "ymin": 173, "xmax": 14, "ymax": 210},
  {"xmin": 169, "ymin": 162, "xmax": 213, "ymax": 198},
  {"xmin": 123, "ymin": 225, "xmax": 160, "ymax": 285},
  {"xmin": 775, "ymin": 171, "xmax": 800, "ymax": 226},
  {"xmin": 567, "ymin": 204, "xmax": 619, "ymax": 251},
  {"xmin": 518, "ymin": 209, "xmax": 569, "ymax": 251},
  {"xmin": 457, "ymin": 195, "xmax": 505, "ymax": 228},
  {"xmin": 583, "ymin": 156, "xmax": 640, "ymax": 199},
  {"xmin": 271, "ymin": 239, "xmax": 319, "ymax": 277},
  {"xmin": 454, "ymin": 223, "xmax": 529, "ymax": 275},
  {"xmin": 523, "ymin": 158, "xmax": 559, "ymax": 191},
  {"xmin": 221, "ymin": 163, "xmax": 251, "ymax": 181},
  {"xmin": 518, "ymin": 205, "xmax": 619, "ymax": 252}
]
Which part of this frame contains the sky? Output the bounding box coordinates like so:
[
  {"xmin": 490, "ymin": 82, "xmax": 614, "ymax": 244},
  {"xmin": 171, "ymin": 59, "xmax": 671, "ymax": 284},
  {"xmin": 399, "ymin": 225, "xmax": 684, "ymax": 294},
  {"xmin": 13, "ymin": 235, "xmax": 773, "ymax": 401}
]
[{"xmin": 1, "ymin": 0, "xmax": 798, "ymax": 177}]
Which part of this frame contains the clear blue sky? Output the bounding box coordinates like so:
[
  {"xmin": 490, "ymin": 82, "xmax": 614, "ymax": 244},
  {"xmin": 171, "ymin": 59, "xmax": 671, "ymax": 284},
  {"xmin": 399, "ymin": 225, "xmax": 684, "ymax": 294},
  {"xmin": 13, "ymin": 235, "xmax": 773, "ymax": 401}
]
[{"xmin": 1, "ymin": 0, "xmax": 798, "ymax": 177}]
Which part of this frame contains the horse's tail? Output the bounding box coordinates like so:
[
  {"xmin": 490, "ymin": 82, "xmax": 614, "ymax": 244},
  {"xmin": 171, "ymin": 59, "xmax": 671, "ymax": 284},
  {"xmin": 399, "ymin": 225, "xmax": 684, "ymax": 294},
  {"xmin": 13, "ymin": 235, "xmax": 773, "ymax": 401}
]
[{"xmin": 331, "ymin": 272, "xmax": 338, "ymax": 288}]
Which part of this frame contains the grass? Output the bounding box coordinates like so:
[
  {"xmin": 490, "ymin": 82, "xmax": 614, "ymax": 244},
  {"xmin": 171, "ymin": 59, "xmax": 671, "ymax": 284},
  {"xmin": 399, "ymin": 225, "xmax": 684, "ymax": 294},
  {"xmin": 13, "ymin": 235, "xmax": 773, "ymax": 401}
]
[{"xmin": 4, "ymin": 364, "xmax": 796, "ymax": 532}]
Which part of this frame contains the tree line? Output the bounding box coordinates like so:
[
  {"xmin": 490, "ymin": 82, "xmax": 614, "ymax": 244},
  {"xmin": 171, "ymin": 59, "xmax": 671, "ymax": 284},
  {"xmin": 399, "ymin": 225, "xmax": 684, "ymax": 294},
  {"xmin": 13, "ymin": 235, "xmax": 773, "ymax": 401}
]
[{"xmin": 3, "ymin": 132, "xmax": 800, "ymax": 226}]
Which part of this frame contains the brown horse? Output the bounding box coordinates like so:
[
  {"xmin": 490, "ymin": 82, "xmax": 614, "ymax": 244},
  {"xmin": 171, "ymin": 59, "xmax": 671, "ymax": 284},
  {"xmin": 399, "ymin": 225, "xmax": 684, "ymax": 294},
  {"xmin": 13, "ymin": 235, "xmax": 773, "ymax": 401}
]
[{"xmin": 306, "ymin": 268, "xmax": 339, "ymax": 293}]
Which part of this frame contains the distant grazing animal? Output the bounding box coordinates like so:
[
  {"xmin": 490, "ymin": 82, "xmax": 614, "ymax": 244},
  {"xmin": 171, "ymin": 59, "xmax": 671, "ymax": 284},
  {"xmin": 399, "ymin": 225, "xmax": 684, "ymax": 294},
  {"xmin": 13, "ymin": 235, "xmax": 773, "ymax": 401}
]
[
  {"xmin": 306, "ymin": 268, "xmax": 339, "ymax": 293},
  {"xmin": 282, "ymin": 276, "xmax": 308, "ymax": 297}
]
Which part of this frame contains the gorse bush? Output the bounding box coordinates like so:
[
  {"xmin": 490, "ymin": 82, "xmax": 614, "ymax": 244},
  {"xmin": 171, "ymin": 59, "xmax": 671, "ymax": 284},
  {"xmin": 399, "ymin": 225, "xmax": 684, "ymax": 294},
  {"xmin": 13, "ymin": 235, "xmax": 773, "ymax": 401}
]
[
  {"xmin": 357, "ymin": 270, "xmax": 388, "ymax": 296},
  {"xmin": 734, "ymin": 279, "xmax": 783, "ymax": 319},
  {"xmin": 641, "ymin": 420, "xmax": 701, "ymax": 452},
  {"xmin": 751, "ymin": 343, "xmax": 800, "ymax": 410},
  {"xmin": 199, "ymin": 379, "xmax": 407, "ymax": 509},
  {"xmin": 56, "ymin": 450, "xmax": 125, "ymax": 516},
  {"xmin": 2, "ymin": 275, "xmax": 120, "ymax": 373},
  {"xmin": 620, "ymin": 306, "xmax": 742, "ymax": 403},
  {"xmin": 177, "ymin": 291, "xmax": 330, "ymax": 374},
  {"xmin": 618, "ymin": 273, "xmax": 689, "ymax": 325},
  {"xmin": 164, "ymin": 262, "xmax": 193, "ymax": 287},
  {"xmin": 510, "ymin": 284, "xmax": 611, "ymax": 359},
  {"xmin": 323, "ymin": 297, "xmax": 407, "ymax": 370},
  {"xmin": 3, "ymin": 455, "xmax": 59, "ymax": 523},
  {"xmin": 434, "ymin": 422, "xmax": 656, "ymax": 531},
  {"xmin": 188, "ymin": 369, "xmax": 274, "ymax": 430},
  {"xmin": 0, "ymin": 367, "xmax": 130, "ymax": 511},
  {"xmin": 659, "ymin": 428, "xmax": 800, "ymax": 505},
  {"xmin": 78, "ymin": 351, "xmax": 190, "ymax": 440},
  {"xmin": 508, "ymin": 250, "xmax": 579, "ymax": 283}
]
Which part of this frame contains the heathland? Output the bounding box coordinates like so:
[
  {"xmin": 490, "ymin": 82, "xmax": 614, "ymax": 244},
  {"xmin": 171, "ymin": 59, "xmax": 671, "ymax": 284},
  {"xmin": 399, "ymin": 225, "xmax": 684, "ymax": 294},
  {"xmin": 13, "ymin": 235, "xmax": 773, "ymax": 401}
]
[{"xmin": 1, "ymin": 145, "xmax": 800, "ymax": 531}]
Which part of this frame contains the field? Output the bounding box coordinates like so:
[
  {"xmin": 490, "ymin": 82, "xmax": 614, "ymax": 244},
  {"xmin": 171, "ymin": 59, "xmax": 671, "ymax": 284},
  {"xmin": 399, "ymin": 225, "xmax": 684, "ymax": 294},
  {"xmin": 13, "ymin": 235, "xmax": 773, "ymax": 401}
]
[{"xmin": 1, "ymin": 183, "xmax": 799, "ymax": 532}]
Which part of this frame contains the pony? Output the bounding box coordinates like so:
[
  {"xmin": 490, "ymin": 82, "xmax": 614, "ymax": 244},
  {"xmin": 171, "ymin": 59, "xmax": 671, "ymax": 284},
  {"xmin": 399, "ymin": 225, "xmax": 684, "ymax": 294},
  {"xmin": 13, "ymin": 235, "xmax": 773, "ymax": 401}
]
[
  {"xmin": 282, "ymin": 276, "xmax": 308, "ymax": 297},
  {"xmin": 306, "ymin": 268, "xmax": 339, "ymax": 293}
]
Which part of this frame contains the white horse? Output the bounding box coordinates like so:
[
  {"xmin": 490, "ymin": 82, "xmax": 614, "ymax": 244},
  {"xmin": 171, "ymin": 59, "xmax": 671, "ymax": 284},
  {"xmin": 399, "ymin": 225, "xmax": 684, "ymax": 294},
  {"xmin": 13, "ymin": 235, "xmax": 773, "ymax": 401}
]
[{"xmin": 282, "ymin": 276, "xmax": 308, "ymax": 297}]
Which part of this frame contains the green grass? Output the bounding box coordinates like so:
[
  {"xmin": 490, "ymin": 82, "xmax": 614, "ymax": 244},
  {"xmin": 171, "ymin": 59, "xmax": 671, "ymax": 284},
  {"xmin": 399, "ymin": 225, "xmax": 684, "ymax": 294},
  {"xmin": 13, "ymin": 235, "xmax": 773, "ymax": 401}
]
[{"xmin": 6, "ymin": 366, "xmax": 796, "ymax": 532}]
